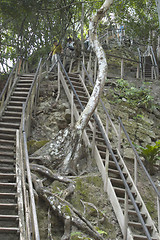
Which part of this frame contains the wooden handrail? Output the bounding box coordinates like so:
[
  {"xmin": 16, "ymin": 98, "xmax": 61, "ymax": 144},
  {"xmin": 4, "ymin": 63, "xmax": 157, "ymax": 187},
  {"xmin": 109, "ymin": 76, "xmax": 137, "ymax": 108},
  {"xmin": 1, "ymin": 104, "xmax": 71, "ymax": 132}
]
[{"xmin": 0, "ymin": 56, "xmax": 20, "ymax": 102}]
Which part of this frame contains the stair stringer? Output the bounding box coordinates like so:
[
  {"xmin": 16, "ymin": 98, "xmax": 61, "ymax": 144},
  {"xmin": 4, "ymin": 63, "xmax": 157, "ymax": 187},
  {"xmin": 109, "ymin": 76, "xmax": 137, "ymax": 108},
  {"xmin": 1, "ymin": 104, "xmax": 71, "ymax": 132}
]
[{"xmin": 107, "ymin": 178, "xmax": 133, "ymax": 240}]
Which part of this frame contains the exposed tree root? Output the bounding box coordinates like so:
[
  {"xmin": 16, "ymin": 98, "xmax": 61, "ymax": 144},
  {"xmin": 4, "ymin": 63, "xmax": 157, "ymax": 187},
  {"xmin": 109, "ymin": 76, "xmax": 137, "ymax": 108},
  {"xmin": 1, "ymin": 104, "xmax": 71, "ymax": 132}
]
[
  {"xmin": 31, "ymin": 174, "xmax": 104, "ymax": 240},
  {"xmin": 30, "ymin": 126, "xmax": 89, "ymax": 176},
  {"xmin": 30, "ymin": 163, "xmax": 73, "ymax": 184}
]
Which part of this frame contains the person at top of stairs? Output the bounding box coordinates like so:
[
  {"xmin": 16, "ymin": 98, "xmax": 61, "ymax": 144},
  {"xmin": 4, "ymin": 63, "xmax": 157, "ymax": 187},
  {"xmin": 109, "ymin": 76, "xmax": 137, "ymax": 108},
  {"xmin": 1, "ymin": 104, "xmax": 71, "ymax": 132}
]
[{"xmin": 49, "ymin": 39, "xmax": 63, "ymax": 65}]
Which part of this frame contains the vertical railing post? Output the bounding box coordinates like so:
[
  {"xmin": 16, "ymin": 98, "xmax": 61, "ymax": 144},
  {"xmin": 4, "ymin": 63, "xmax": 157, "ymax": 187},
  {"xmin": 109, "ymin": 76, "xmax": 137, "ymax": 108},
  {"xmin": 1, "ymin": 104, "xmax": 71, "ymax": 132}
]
[
  {"xmin": 104, "ymin": 115, "xmax": 109, "ymax": 192},
  {"xmin": 71, "ymin": 91, "xmax": 74, "ymax": 128},
  {"xmin": 46, "ymin": 61, "xmax": 49, "ymax": 79},
  {"xmin": 134, "ymin": 155, "xmax": 138, "ymax": 186},
  {"xmin": 118, "ymin": 123, "xmax": 121, "ymax": 153},
  {"xmin": 121, "ymin": 58, "xmax": 124, "ymax": 79},
  {"xmin": 106, "ymin": 115, "xmax": 109, "ymax": 137},
  {"xmin": 92, "ymin": 118, "xmax": 96, "ymax": 157},
  {"xmin": 26, "ymin": 60, "xmax": 29, "ymax": 73},
  {"xmin": 94, "ymin": 57, "xmax": 97, "ymax": 82},
  {"xmin": 136, "ymin": 63, "xmax": 140, "ymax": 79},
  {"xmin": 143, "ymin": 58, "xmax": 146, "ymax": 79},
  {"xmin": 82, "ymin": 56, "xmax": 85, "ymax": 81},
  {"xmin": 151, "ymin": 66, "xmax": 154, "ymax": 80},
  {"xmin": 77, "ymin": 58, "xmax": 80, "ymax": 73},
  {"xmin": 56, "ymin": 61, "xmax": 61, "ymax": 102},
  {"xmin": 15, "ymin": 58, "xmax": 19, "ymax": 78},
  {"xmin": 124, "ymin": 191, "xmax": 128, "ymax": 240},
  {"xmin": 158, "ymin": 196, "xmax": 160, "ymax": 234},
  {"xmin": 87, "ymin": 52, "xmax": 92, "ymax": 82},
  {"xmin": 22, "ymin": 59, "xmax": 25, "ymax": 74},
  {"xmin": 69, "ymin": 58, "xmax": 74, "ymax": 73},
  {"xmin": 106, "ymin": 30, "xmax": 109, "ymax": 45},
  {"xmin": 17, "ymin": 57, "xmax": 22, "ymax": 76}
]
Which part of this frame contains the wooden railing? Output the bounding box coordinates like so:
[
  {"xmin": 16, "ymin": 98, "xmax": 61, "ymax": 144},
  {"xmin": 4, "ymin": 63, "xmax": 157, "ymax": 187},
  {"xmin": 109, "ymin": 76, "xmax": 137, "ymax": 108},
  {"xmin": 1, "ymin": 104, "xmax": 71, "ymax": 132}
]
[
  {"xmin": 118, "ymin": 118, "xmax": 160, "ymax": 234},
  {"xmin": 15, "ymin": 58, "xmax": 42, "ymax": 240},
  {"xmin": 57, "ymin": 58, "xmax": 157, "ymax": 240},
  {"xmin": 22, "ymin": 59, "xmax": 42, "ymax": 239},
  {"xmin": 82, "ymin": 61, "xmax": 160, "ymax": 239}
]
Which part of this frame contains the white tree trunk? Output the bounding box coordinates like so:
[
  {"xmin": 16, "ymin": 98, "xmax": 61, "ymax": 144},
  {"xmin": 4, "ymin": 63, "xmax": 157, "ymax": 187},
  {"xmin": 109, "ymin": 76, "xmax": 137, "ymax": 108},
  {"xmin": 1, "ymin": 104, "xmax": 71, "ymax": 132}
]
[
  {"xmin": 156, "ymin": 0, "xmax": 160, "ymax": 28},
  {"xmin": 75, "ymin": 0, "xmax": 113, "ymax": 132}
]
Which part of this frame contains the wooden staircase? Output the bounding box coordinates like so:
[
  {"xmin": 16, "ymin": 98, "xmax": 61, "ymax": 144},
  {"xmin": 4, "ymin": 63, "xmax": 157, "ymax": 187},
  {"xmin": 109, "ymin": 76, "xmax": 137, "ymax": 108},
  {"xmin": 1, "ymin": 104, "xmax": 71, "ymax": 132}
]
[
  {"xmin": 0, "ymin": 73, "xmax": 35, "ymax": 240},
  {"xmin": 144, "ymin": 56, "xmax": 152, "ymax": 79},
  {"xmin": 60, "ymin": 71, "xmax": 159, "ymax": 240}
]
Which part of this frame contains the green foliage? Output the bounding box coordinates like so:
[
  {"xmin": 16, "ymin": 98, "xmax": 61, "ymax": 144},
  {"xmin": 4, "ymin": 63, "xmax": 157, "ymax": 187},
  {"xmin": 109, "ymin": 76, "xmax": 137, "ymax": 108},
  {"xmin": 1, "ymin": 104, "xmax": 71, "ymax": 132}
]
[
  {"xmin": 27, "ymin": 139, "xmax": 49, "ymax": 155},
  {"xmin": 97, "ymin": 229, "xmax": 108, "ymax": 236},
  {"xmin": 62, "ymin": 205, "xmax": 72, "ymax": 217},
  {"xmin": 114, "ymin": 79, "xmax": 154, "ymax": 109},
  {"xmin": 139, "ymin": 140, "xmax": 160, "ymax": 164},
  {"xmin": 111, "ymin": 0, "xmax": 158, "ymax": 43},
  {"xmin": 71, "ymin": 231, "xmax": 92, "ymax": 239},
  {"xmin": 133, "ymin": 114, "xmax": 144, "ymax": 120}
]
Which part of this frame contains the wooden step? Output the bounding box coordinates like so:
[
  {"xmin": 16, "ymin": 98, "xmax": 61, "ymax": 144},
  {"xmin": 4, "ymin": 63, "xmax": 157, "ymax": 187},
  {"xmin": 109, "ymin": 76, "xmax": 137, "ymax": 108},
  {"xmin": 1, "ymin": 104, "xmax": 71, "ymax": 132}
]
[
  {"xmin": 1, "ymin": 116, "xmax": 21, "ymax": 123},
  {"xmin": 0, "ymin": 227, "xmax": 19, "ymax": 233},
  {"xmin": 122, "ymin": 209, "xmax": 148, "ymax": 223},
  {"xmin": 8, "ymin": 101, "xmax": 23, "ymax": 106},
  {"xmin": 0, "ymin": 216, "xmax": 19, "ymax": 227},
  {"xmin": 0, "ymin": 215, "xmax": 19, "ymax": 221},
  {"xmin": 16, "ymin": 83, "xmax": 32, "ymax": 87},
  {"xmin": 0, "ymin": 133, "xmax": 15, "ymax": 140},
  {"xmin": 96, "ymin": 144, "xmax": 108, "ymax": 152},
  {"xmin": 0, "ymin": 159, "xmax": 15, "ymax": 165},
  {"xmin": 0, "ymin": 145, "xmax": 14, "ymax": 151},
  {"xmin": 0, "ymin": 139, "xmax": 15, "ymax": 146},
  {"xmin": 108, "ymin": 168, "xmax": 128, "ymax": 178},
  {"xmin": 74, "ymin": 99, "xmax": 88, "ymax": 106},
  {"xmin": 118, "ymin": 197, "xmax": 142, "ymax": 209},
  {"xmin": 68, "ymin": 85, "xmax": 84, "ymax": 92},
  {"xmin": 0, "ymin": 122, "xmax": 19, "ymax": 129},
  {"xmin": 0, "ymin": 128, "xmax": 16, "ymax": 135},
  {"xmin": 10, "ymin": 96, "xmax": 26, "ymax": 102},
  {"xmin": 114, "ymin": 187, "xmax": 137, "ymax": 198},
  {"xmin": 0, "ymin": 166, "xmax": 15, "ymax": 173},
  {"xmin": 3, "ymin": 111, "xmax": 22, "ymax": 117},
  {"xmin": 12, "ymin": 92, "xmax": 28, "ymax": 97},
  {"xmin": 14, "ymin": 87, "xmax": 30, "ymax": 92},
  {"xmin": 0, "ymin": 203, "xmax": 17, "ymax": 209},
  {"xmin": 0, "ymin": 193, "xmax": 17, "ymax": 199},
  {"xmin": 6, "ymin": 106, "xmax": 22, "ymax": 112},
  {"xmin": 0, "ymin": 150, "xmax": 14, "ymax": 156},
  {"xmin": 0, "ymin": 173, "xmax": 16, "ymax": 180},
  {"xmin": 67, "ymin": 81, "xmax": 82, "ymax": 88},
  {"xmin": 74, "ymin": 95, "xmax": 88, "ymax": 102},
  {"xmin": 18, "ymin": 80, "xmax": 33, "ymax": 84},
  {"xmin": 108, "ymin": 160, "xmax": 123, "ymax": 170},
  {"xmin": 110, "ymin": 177, "xmax": 132, "ymax": 188},
  {"xmin": 0, "ymin": 183, "xmax": 16, "ymax": 188},
  {"xmin": 128, "ymin": 221, "xmax": 153, "ymax": 232},
  {"xmin": 133, "ymin": 234, "xmax": 157, "ymax": 240}
]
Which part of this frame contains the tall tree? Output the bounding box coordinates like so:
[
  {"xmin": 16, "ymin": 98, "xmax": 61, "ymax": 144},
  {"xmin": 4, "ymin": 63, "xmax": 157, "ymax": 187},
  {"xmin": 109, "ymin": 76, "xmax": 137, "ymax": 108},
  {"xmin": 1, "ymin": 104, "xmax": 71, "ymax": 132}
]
[
  {"xmin": 57, "ymin": 0, "xmax": 113, "ymax": 175},
  {"xmin": 156, "ymin": 0, "xmax": 160, "ymax": 28}
]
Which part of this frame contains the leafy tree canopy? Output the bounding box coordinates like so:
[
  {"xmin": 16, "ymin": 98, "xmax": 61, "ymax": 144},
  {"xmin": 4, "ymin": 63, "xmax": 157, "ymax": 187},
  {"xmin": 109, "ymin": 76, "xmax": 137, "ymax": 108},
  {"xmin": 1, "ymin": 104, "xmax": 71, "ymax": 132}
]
[{"xmin": 0, "ymin": 0, "xmax": 159, "ymax": 72}]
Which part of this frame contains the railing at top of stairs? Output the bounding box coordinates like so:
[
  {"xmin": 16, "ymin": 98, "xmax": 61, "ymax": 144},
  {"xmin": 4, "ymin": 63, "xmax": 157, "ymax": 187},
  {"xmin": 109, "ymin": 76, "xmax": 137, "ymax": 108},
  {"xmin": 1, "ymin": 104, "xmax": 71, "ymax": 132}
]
[
  {"xmin": 56, "ymin": 57, "xmax": 159, "ymax": 240},
  {"xmin": 0, "ymin": 56, "xmax": 29, "ymax": 117},
  {"xmin": 138, "ymin": 45, "xmax": 159, "ymax": 79}
]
